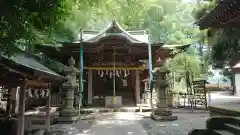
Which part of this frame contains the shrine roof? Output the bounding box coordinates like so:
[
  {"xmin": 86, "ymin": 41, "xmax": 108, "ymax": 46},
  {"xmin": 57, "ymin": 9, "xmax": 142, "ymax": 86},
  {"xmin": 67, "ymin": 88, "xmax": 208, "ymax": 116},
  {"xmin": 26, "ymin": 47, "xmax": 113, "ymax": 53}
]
[
  {"xmin": 197, "ymin": 0, "xmax": 240, "ymax": 30},
  {"xmin": 75, "ymin": 20, "xmax": 153, "ymax": 44},
  {"xmin": 0, "ymin": 47, "xmax": 66, "ymax": 80}
]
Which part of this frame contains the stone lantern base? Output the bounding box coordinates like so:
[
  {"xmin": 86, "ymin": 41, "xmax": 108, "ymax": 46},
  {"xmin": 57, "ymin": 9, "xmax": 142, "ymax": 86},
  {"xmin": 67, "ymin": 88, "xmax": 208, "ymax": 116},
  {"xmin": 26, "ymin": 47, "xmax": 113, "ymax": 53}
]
[
  {"xmin": 151, "ymin": 107, "xmax": 178, "ymax": 121},
  {"xmin": 57, "ymin": 115, "xmax": 80, "ymax": 124},
  {"xmin": 57, "ymin": 116, "xmax": 80, "ymax": 124},
  {"xmin": 57, "ymin": 108, "xmax": 80, "ymax": 123}
]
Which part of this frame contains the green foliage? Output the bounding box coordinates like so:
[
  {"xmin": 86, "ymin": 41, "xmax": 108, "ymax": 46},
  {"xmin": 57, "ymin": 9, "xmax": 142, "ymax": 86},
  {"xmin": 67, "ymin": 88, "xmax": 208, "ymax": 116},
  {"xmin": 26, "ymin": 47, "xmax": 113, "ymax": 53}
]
[
  {"xmin": 0, "ymin": 0, "xmax": 105, "ymax": 51},
  {"xmin": 54, "ymin": 0, "xmax": 200, "ymax": 45}
]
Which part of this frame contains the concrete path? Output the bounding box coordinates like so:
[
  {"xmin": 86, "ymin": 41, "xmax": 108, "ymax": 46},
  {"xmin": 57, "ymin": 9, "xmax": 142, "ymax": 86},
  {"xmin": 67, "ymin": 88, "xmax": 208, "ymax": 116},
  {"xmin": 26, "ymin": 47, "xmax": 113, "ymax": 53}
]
[{"xmin": 80, "ymin": 112, "xmax": 148, "ymax": 135}]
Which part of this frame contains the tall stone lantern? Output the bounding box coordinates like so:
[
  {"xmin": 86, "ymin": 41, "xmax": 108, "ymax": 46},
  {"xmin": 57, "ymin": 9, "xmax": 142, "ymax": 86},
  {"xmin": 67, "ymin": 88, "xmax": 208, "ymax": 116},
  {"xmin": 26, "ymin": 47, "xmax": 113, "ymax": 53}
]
[
  {"xmin": 150, "ymin": 58, "xmax": 178, "ymax": 121},
  {"xmin": 58, "ymin": 57, "xmax": 79, "ymax": 123}
]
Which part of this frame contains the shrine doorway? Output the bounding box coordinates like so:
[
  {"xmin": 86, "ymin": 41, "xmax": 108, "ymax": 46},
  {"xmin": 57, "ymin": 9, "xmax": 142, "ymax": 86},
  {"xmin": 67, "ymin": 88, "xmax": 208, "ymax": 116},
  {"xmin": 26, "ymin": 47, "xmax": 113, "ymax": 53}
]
[{"xmin": 92, "ymin": 70, "xmax": 135, "ymax": 106}]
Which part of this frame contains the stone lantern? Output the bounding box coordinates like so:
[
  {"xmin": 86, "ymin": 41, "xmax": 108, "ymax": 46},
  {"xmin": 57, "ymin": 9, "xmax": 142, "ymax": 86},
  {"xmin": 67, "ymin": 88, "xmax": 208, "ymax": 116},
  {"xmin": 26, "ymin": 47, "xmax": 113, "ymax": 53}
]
[
  {"xmin": 150, "ymin": 57, "xmax": 178, "ymax": 121},
  {"xmin": 58, "ymin": 57, "xmax": 80, "ymax": 123}
]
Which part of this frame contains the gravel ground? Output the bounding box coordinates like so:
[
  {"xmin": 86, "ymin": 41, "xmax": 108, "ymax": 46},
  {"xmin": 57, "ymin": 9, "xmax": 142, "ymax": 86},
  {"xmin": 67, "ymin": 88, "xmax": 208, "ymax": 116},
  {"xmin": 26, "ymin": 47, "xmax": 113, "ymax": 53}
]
[
  {"xmin": 139, "ymin": 109, "xmax": 209, "ymax": 135},
  {"xmin": 50, "ymin": 120, "xmax": 94, "ymax": 135},
  {"xmin": 50, "ymin": 109, "xmax": 209, "ymax": 135}
]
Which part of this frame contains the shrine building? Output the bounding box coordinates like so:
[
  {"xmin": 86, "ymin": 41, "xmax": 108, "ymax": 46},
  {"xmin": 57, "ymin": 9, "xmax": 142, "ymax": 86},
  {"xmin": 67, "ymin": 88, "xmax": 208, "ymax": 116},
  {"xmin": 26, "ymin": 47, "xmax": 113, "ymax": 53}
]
[{"xmin": 37, "ymin": 20, "xmax": 189, "ymax": 107}]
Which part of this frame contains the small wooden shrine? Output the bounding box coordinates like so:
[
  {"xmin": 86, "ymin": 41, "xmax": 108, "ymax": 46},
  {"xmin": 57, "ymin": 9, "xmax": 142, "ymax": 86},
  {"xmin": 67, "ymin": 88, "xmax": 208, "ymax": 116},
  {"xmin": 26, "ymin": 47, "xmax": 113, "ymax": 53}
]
[
  {"xmin": 0, "ymin": 47, "xmax": 66, "ymax": 135},
  {"xmin": 197, "ymin": 0, "xmax": 240, "ymax": 30},
  {"xmin": 36, "ymin": 20, "xmax": 190, "ymax": 107}
]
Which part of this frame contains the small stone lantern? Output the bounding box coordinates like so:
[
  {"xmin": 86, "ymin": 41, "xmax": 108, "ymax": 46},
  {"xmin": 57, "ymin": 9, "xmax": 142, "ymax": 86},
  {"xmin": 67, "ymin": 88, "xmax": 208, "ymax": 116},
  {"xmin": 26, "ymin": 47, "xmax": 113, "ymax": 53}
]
[{"xmin": 151, "ymin": 58, "xmax": 178, "ymax": 121}]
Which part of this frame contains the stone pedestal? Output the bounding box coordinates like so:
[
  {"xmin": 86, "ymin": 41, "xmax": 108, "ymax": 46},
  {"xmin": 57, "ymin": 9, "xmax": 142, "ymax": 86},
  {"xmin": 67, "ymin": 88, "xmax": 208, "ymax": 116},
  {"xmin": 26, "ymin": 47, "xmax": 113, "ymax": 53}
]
[
  {"xmin": 150, "ymin": 58, "xmax": 178, "ymax": 121},
  {"xmin": 57, "ymin": 57, "xmax": 80, "ymax": 123}
]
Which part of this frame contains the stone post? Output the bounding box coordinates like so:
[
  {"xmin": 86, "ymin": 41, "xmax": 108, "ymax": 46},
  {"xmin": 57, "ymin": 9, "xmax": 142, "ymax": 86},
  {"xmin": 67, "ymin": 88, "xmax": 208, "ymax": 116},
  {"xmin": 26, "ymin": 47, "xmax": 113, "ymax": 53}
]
[
  {"xmin": 151, "ymin": 58, "xmax": 178, "ymax": 121},
  {"xmin": 58, "ymin": 57, "xmax": 79, "ymax": 123},
  {"xmin": 88, "ymin": 70, "xmax": 93, "ymax": 104}
]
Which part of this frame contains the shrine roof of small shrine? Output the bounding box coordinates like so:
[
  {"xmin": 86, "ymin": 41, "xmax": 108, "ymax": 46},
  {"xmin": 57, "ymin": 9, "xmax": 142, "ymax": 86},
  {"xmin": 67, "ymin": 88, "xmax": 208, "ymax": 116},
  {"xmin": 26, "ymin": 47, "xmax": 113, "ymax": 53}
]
[
  {"xmin": 0, "ymin": 47, "xmax": 66, "ymax": 80},
  {"xmin": 197, "ymin": 0, "xmax": 240, "ymax": 30},
  {"xmin": 75, "ymin": 20, "xmax": 151, "ymax": 44}
]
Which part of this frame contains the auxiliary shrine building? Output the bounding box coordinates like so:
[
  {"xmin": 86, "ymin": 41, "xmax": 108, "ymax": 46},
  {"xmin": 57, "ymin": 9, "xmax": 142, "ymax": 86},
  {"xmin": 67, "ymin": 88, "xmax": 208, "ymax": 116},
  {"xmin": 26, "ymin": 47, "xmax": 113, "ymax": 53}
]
[{"xmin": 37, "ymin": 21, "xmax": 189, "ymax": 107}]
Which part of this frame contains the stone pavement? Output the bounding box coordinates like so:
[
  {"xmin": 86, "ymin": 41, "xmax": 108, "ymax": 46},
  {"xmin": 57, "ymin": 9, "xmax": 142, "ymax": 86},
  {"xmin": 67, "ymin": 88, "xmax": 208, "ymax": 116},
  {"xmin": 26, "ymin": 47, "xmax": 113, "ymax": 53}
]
[
  {"xmin": 51, "ymin": 109, "xmax": 209, "ymax": 135},
  {"xmin": 79, "ymin": 112, "xmax": 148, "ymax": 135},
  {"xmin": 139, "ymin": 109, "xmax": 209, "ymax": 135}
]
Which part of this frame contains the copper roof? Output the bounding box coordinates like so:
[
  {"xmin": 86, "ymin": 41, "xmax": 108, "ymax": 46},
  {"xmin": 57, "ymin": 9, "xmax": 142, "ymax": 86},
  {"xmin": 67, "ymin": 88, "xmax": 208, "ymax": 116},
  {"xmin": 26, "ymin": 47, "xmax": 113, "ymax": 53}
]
[{"xmin": 76, "ymin": 20, "xmax": 151, "ymax": 44}]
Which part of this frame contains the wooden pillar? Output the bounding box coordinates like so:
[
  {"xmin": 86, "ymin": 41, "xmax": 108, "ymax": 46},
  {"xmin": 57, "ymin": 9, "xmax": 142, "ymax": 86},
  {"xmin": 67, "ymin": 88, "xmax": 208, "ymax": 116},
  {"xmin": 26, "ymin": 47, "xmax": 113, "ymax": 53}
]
[
  {"xmin": 135, "ymin": 70, "xmax": 141, "ymax": 104},
  {"xmin": 46, "ymin": 88, "xmax": 51, "ymax": 131},
  {"xmin": 17, "ymin": 80, "xmax": 26, "ymax": 135},
  {"xmin": 11, "ymin": 87, "xmax": 18, "ymax": 114},
  {"xmin": 88, "ymin": 70, "xmax": 93, "ymax": 104}
]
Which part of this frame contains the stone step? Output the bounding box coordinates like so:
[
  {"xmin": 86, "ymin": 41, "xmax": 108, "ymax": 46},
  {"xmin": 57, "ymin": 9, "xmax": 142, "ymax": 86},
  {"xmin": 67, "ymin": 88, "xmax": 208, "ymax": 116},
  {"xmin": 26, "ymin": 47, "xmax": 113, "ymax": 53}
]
[
  {"xmin": 188, "ymin": 129, "xmax": 206, "ymax": 135},
  {"xmin": 224, "ymin": 124, "xmax": 240, "ymax": 135},
  {"xmin": 212, "ymin": 130, "xmax": 235, "ymax": 135}
]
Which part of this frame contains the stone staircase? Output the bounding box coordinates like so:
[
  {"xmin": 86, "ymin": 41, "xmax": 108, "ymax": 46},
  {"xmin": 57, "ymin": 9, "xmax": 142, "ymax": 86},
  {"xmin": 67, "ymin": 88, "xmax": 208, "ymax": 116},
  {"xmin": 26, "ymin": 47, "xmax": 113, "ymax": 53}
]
[{"xmin": 189, "ymin": 117, "xmax": 240, "ymax": 135}]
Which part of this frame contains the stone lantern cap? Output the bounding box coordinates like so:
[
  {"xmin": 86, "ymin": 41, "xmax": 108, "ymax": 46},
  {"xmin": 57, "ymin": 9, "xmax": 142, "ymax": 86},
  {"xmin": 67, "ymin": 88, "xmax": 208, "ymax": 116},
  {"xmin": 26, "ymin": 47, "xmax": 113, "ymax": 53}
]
[
  {"xmin": 153, "ymin": 57, "xmax": 170, "ymax": 74},
  {"xmin": 64, "ymin": 57, "xmax": 80, "ymax": 74},
  {"xmin": 68, "ymin": 57, "xmax": 75, "ymax": 67},
  {"xmin": 155, "ymin": 57, "xmax": 164, "ymax": 67}
]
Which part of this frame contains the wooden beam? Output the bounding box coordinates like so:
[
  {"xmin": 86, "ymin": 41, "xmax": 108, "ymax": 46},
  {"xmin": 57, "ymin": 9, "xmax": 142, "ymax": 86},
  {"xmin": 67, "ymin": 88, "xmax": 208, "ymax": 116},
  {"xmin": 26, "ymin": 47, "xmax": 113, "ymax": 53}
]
[{"xmin": 25, "ymin": 80, "xmax": 49, "ymax": 88}]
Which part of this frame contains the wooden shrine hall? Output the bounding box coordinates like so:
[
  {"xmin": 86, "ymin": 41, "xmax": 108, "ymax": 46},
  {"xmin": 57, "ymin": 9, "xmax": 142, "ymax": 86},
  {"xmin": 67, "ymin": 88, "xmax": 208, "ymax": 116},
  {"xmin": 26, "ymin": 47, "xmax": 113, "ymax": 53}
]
[
  {"xmin": 36, "ymin": 20, "xmax": 189, "ymax": 107},
  {"xmin": 0, "ymin": 47, "xmax": 66, "ymax": 135}
]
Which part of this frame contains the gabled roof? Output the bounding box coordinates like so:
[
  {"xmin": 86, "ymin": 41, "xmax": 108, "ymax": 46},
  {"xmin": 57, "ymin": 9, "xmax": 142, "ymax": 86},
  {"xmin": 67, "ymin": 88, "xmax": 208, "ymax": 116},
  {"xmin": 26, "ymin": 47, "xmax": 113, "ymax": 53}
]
[
  {"xmin": 78, "ymin": 20, "xmax": 150, "ymax": 44},
  {"xmin": 0, "ymin": 47, "xmax": 66, "ymax": 80}
]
